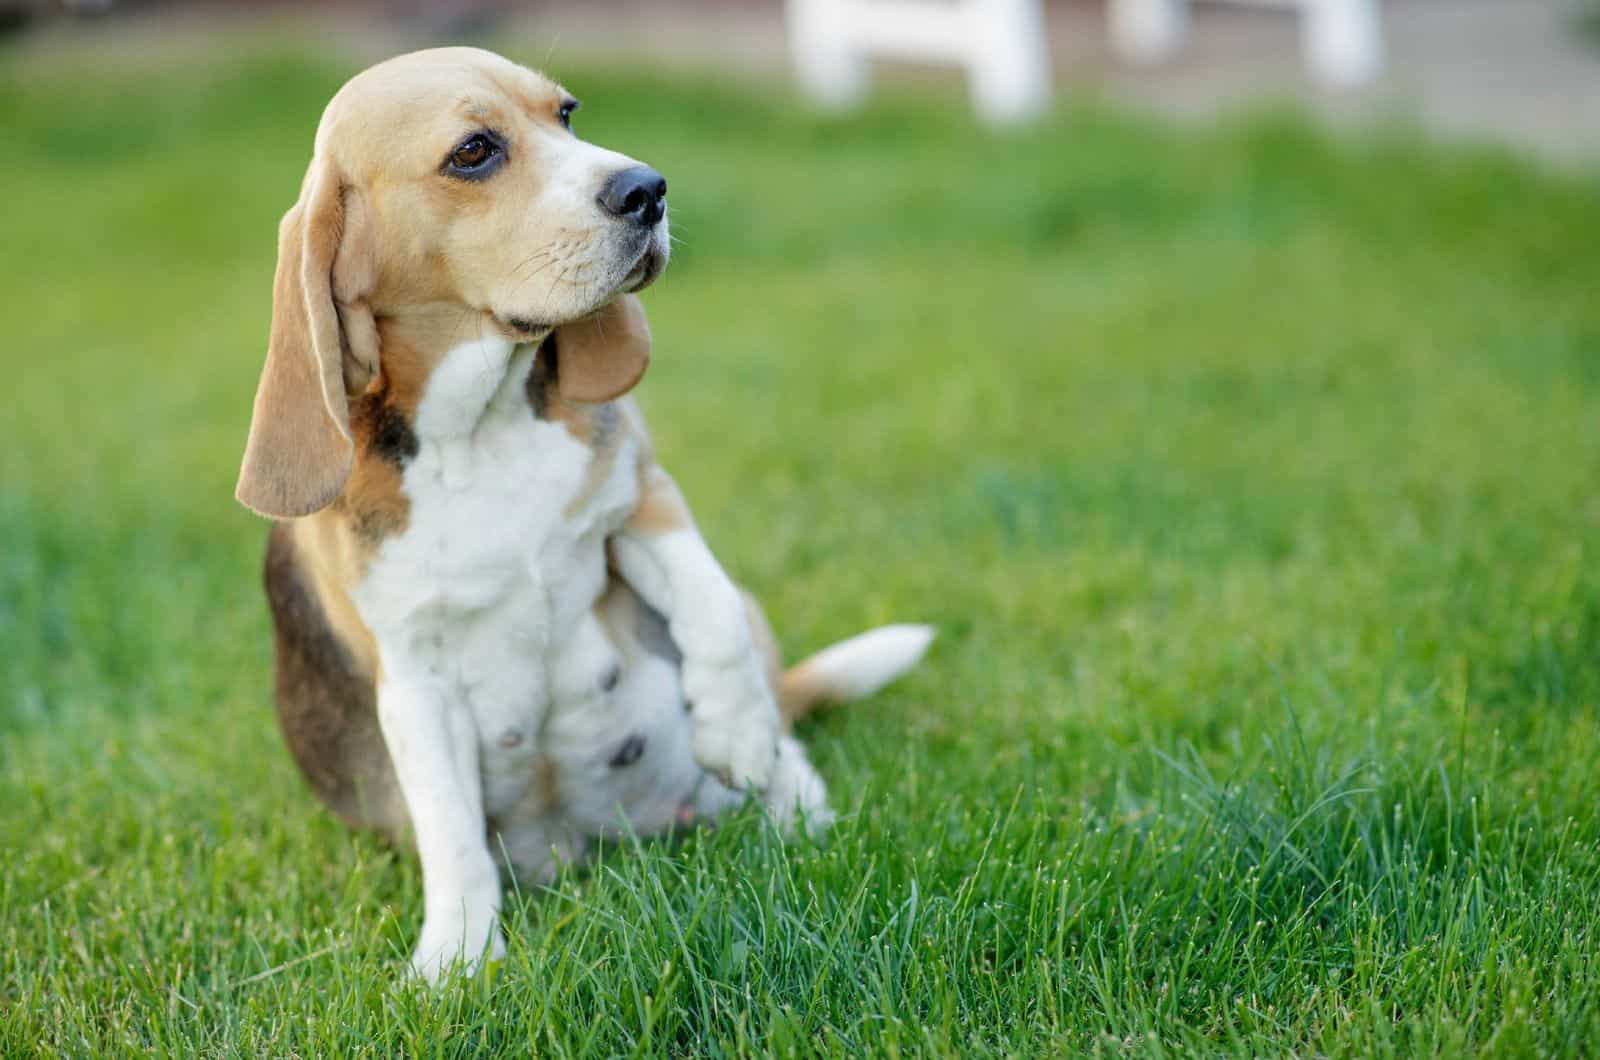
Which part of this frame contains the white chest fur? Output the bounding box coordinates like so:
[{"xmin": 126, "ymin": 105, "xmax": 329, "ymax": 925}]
[{"xmin": 352, "ymin": 336, "xmax": 640, "ymax": 816}]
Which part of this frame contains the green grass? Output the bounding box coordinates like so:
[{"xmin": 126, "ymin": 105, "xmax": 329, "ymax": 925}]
[{"xmin": 3, "ymin": 46, "xmax": 1600, "ymax": 1057}]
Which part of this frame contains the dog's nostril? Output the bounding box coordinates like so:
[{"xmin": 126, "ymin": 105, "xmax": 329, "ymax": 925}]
[{"xmin": 599, "ymin": 165, "xmax": 667, "ymax": 225}]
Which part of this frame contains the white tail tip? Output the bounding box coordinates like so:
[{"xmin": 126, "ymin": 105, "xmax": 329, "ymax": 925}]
[{"xmin": 782, "ymin": 624, "xmax": 934, "ymax": 717}]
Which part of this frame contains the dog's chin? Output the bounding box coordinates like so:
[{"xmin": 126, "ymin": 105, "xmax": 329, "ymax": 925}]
[
  {"xmin": 617, "ymin": 222, "xmax": 670, "ymax": 295},
  {"xmin": 492, "ymin": 313, "xmax": 554, "ymax": 344},
  {"xmin": 623, "ymin": 244, "xmax": 667, "ymax": 294},
  {"xmin": 494, "ymin": 235, "xmax": 668, "ymax": 339}
]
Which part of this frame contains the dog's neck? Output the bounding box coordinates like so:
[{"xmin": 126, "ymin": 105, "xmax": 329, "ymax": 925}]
[
  {"xmin": 373, "ymin": 310, "xmax": 551, "ymax": 441},
  {"xmin": 411, "ymin": 333, "xmax": 526, "ymax": 439}
]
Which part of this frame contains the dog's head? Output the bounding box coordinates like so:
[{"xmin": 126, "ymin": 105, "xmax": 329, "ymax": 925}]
[{"xmin": 238, "ymin": 47, "xmax": 665, "ymax": 518}]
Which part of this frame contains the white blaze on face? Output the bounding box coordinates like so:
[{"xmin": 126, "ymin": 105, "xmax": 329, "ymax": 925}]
[{"xmin": 492, "ymin": 132, "xmax": 668, "ymax": 324}]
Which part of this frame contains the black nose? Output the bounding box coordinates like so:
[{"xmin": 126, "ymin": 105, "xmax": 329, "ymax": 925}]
[{"xmin": 598, "ymin": 166, "xmax": 667, "ymax": 226}]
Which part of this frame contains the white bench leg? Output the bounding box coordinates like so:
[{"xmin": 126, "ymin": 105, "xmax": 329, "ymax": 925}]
[
  {"xmin": 969, "ymin": 0, "xmax": 1053, "ymax": 123},
  {"xmin": 1304, "ymin": 0, "xmax": 1383, "ymax": 86},
  {"xmin": 787, "ymin": 0, "xmax": 870, "ymax": 109}
]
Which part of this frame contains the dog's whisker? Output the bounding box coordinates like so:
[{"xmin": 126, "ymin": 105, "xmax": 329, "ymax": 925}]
[
  {"xmin": 509, "ymin": 248, "xmax": 556, "ymax": 282},
  {"xmin": 540, "ymin": 33, "xmax": 564, "ymax": 69}
]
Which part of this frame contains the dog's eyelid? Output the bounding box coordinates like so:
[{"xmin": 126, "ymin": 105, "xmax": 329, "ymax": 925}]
[
  {"xmin": 440, "ymin": 129, "xmax": 509, "ymax": 179},
  {"xmin": 448, "ymin": 128, "xmax": 504, "ymax": 146}
]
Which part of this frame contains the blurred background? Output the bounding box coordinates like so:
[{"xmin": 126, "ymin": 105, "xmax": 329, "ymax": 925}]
[
  {"xmin": 6, "ymin": 1, "xmax": 1600, "ymax": 1051},
  {"xmin": 4, "ymin": 0, "xmax": 1600, "ymax": 160}
]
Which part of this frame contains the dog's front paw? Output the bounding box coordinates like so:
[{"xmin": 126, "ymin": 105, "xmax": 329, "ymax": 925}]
[
  {"xmin": 765, "ymin": 737, "xmax": 834, "ymax": 835},
  {"xmin": 409, "ymin": 907, "xmax": 506, "ymax": 984},
  {"xmin": 693, "ymin": 710, "xmax": 780, "ymax": 792},
  {"xmin": 685, "ymin": 659, "xmax": 780, "ymax": 791}
]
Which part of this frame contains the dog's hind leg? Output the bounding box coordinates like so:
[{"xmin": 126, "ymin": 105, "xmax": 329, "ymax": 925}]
[{"xmin": 263, "ymin": 522, "xmax": 409, "ymax": 843}]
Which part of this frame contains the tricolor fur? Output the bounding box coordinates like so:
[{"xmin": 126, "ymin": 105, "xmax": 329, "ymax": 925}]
[{"xmin": 238, "ymin": 47, "xmax": 931, "ymax": 983}]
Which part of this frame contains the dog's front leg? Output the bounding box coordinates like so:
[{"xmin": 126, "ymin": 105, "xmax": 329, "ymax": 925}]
[
  {"xmin": 376, "ymin": 668, "xmax": 505, "ymax": 982},
  {"xmin": 611, "ymin": 464, "xmax": 780, "ymax": 791}
]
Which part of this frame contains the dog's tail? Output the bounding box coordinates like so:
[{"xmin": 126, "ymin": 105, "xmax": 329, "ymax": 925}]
[{"xmin": 779, "ymin": 624, "xmax": 935, "ymax": 722}]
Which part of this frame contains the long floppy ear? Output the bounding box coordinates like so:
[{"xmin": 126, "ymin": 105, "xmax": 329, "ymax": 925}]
[
  {"xmin": 235, "ymin": 158, "xmax": 378, "ymax": 519},
  {"xmin": 551, "ymin": 293, "xmax": 652, "ymax": 404}
]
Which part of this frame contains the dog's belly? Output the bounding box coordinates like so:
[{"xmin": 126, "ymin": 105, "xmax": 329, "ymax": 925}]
[
  {"xmin": 494, "ymin": 584, "xmax": 735, "ymax": 882},
  {"xmin": 547, "ymin": 587, "xmax": 705, "ymax": 835},
  {"xmin": 492, "ymin": 580, "xmax": 834, "ymax": 885},
  {"xmin": 355, "ymin": 354, "xmax": 641, "ymax": 818}
]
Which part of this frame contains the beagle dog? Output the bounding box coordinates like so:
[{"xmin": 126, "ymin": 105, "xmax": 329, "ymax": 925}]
[{"xmin": 236, "ymin": 48, "xmax": 932, "ymax": 982}]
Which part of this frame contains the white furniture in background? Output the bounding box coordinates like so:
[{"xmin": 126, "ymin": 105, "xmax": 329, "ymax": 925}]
[
  {"xmin": 1110, "ymin": 0, "xmax": 1384, "ymax": 87},
  {"xmin": 786, "ymin": 0, "xmax": 1054, "ymax": 125},
  {"xmin": 786, "ymin": 0, "xmax": 1384, "ymax": 125}
]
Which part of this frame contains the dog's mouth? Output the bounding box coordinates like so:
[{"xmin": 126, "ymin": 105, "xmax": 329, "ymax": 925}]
[
  {"xmin": 494, "ymin": 232, "xmax": 666, "ymax": 339},
  {"xmin": 497, "ymin": 314, "xmax": 553, "ymax": 341},
  {"xmin": 623, "ymin": 242, "xmax": 665, "ymax": 294}
]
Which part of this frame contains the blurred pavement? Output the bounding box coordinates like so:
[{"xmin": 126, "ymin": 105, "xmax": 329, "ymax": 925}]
[{"xmin": 10, "ymin": 0, "xmax": 1600, "ymax": 164}]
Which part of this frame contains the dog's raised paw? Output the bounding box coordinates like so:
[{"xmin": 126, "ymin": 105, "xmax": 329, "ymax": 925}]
[
  {"xmin": 683, "ymin": 656, "xmax": 781, "ymax": 790},
  {"xmin": 691, "ymin": 710, "xmax": 780, "ymax": 792}
]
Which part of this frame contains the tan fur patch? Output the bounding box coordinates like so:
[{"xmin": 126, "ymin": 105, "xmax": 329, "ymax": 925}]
[
  {"xmin": 535, "ymin": 754, "xmax": 562, "ymax": 810},
  {"xmin": 563, "ymin": 404, "xmax": 623, "ymax": 517},
  {"xmin": 266, "ymin": 522, "xmax": 407, "ymax": 842},
  {"xmin": 626, "ymin": 463, "xmax": 693, "ymax": 536},
  {"xmin": 293, "ymin": 516, "xmax": 381, "ymax": 678},
  {"xmin": 335, "ymin": 398, "xmax": 412, "ymax": 549},
  {"xmin": 741, "ymin": 590, "xmax": 788, "ymax": 721}
]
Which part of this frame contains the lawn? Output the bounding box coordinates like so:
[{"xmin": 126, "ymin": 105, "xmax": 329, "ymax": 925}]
[{"xmin": 3, "ymin": 44, "xmax": 1600, "ymax": 1057}]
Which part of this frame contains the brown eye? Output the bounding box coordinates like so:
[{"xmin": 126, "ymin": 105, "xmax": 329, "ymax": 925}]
[
  {"xmin": 444, "ymin": 133, "xmax": 503, "ymax": 178},
  {"xmin": 452, "ymin": 139, "xmax": 487, "ymax": 167}
]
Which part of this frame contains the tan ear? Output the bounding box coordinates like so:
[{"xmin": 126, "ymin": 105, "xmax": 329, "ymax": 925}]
[
  {"xmin": 236, "ymin": 158, "xmax": 378, "ymax": 518},
  {"xmin": 551, "ymin": 293, "xmax": 652, "ymax": 404}
]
